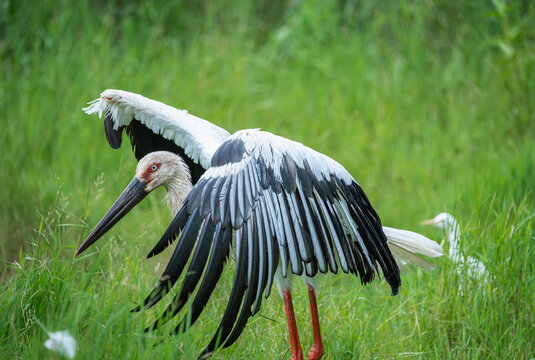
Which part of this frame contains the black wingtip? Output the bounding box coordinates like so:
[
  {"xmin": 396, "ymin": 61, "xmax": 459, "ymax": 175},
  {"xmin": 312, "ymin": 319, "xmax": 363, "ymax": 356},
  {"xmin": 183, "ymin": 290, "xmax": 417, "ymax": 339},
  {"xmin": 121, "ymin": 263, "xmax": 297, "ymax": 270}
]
[
  {"xmin": 147, "ymin": 207, "xmax": 190, "ymax": 258},
  {"xmin": 391, "ymin": 281, "xmax": 400, "ymax": 296},
  {"xmin": 104, "ymin": 113, "xmax": 123, "ymax": 149},
  {"xmin": 147, "ymin": 238, "xmax": 173, "ymax": 259},
  {"xmin": 389, "ymin": 274, "xmax": 401, "ymax": 296}
]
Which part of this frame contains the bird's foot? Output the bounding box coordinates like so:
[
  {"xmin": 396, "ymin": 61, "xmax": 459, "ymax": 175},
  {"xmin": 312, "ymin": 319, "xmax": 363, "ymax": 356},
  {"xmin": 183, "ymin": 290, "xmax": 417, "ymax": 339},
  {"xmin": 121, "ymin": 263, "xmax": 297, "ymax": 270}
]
[{"xmin": 308, "ymin": 345, "xmax": 324, "ymax": 360}]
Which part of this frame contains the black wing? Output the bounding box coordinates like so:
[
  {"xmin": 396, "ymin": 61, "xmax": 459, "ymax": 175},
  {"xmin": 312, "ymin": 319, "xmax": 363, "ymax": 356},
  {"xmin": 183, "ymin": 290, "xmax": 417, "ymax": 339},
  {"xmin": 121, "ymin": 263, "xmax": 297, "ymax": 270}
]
[
  {"xmin": 122, "ymin": 119, "xmax": 206, "ymax": 183},
  {"xmin": 139, "ymin": 131, "xmax": 400, "ymax": 355},
  {"xmin": 103, "ymin": 112, "xmax": 206, "ymax": 184}
]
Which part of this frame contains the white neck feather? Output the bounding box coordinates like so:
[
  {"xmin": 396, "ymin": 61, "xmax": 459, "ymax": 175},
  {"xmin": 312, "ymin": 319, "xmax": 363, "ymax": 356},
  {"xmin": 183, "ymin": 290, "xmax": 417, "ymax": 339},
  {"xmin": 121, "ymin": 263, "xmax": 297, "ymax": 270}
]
[
  {"xmin": 164, "ymin": 171, "xmax": 192, "ymax": 217},
  {"xmin": 447, "ymin": 219, "xmax": 461, "ymax": 259}
]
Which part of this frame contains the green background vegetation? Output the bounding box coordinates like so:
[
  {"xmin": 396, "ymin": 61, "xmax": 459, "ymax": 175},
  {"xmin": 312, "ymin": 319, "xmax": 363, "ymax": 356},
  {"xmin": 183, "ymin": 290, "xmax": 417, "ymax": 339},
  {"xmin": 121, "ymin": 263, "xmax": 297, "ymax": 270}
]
[{"xmin": 1, "ymin": 0, "xmax": 534, "ymax": 358}]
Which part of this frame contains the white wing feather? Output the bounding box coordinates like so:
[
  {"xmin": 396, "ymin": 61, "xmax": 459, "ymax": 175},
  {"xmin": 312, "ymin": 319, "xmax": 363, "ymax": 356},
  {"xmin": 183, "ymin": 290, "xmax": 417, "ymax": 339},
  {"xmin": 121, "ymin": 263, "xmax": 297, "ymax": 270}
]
[
  {"xmin": 83, "ymin": 89, "xmax": 231, "ymax": 169},
  {"xmin": 234, "ymin": 129, "xmax": 354, "ymax": 184}
]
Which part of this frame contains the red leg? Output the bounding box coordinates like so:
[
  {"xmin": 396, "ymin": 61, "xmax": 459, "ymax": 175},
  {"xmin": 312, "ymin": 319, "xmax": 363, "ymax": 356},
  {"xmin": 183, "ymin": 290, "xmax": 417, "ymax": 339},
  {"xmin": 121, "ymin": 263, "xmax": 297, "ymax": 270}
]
[
  {"xmin": 307, "ymin": 284, "xmax": 324, "ymax": 360},
  {"xmin": 283, "ymin": 288, "xmax": 303, "ymax": 360}
]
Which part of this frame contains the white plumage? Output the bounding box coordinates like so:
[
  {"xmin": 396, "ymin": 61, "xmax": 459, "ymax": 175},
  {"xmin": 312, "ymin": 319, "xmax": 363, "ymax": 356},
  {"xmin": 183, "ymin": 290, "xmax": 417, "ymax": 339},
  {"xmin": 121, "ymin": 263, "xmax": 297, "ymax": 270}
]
[
  {"xmin": 44, "ymin": 330, "xmax": 77, "ymax": 359},
  {"xmin": 235, "ymin": 129, "xmax": 354, "ymax": 184},
  {"xmin": 421, "ymin": 212, "xmax": 488, "ymax": 292}
]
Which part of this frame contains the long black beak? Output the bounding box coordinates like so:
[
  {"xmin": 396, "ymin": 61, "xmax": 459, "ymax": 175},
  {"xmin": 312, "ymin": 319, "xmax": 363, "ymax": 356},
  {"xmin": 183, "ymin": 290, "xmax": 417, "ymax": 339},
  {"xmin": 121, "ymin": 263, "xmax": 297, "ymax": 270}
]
[{"xmin": 75, "ymin": 178, "xmax": 149, "ymax": 256}]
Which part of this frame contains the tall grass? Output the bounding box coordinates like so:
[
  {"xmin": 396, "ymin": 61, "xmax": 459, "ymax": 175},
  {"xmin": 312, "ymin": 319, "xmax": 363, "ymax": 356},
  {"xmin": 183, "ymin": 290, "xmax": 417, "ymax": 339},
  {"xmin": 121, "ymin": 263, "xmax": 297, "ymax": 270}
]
[{"xmin": 1, "ymin": 0, "xmax": 534, "ymax": 358}]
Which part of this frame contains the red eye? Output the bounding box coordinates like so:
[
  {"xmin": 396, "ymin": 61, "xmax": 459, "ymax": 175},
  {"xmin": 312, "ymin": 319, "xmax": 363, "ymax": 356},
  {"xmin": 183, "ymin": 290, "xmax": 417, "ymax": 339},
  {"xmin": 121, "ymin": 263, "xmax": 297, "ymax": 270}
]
[{"xmin": 149, "ymin": 163, "xmax": 160, "ymax": 172}]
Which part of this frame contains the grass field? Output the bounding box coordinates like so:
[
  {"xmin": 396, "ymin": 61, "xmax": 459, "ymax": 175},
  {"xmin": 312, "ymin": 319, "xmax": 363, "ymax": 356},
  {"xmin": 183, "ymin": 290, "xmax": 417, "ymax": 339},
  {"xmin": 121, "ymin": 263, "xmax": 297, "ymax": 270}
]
[{"xmin": 1, "ymin": 1, "xmax": 534, "ymax": 359}]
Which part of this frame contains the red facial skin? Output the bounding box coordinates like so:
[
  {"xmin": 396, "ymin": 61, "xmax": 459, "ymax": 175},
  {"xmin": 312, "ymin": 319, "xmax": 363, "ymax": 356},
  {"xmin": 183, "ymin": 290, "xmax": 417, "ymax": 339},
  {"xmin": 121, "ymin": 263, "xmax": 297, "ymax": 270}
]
[{"xmin": 141, "ymin": 163, "xmax": 161, "ymax": 184}]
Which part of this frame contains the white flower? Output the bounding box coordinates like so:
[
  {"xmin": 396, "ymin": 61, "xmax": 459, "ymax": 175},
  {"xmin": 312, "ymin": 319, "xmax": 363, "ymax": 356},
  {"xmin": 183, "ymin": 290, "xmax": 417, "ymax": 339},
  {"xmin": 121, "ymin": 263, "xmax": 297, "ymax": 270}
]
[{"xmin": 44, "ymin": 330, "xmax": 77, "ymax": 359}]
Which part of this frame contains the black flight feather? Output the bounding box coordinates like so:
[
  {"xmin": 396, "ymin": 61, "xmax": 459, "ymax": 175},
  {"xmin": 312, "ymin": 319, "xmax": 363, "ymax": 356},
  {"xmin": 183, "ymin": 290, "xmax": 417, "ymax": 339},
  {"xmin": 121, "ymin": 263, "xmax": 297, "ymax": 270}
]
[
  {"xmin": 201, "ymin": 227, "xmax": 249, "ymax": 355},
  {"xmin": 147, "ymin": 204, "xmax": 189, "ymax": 258},
  {"xmin": 294, "ymin": 187, "xmax": 327, "ymax": 273},
  {"xmin": 258, "ymin": 198, "xmax": 279, "ymax": 298},
  {"xmin": 104, "ymin": 113, "xmax": 123, "ymax": 149},
  {"xmin": 141, "ymin": 209, "xmax": 202, "ymax": 309},
  {"xmin": 252, "ymin": 208, "xmax": 268, "ymax": 315},
  {"xmin": 277, "ymin": 192, "xmax": 303, "ymax": 275},
  {"xmin": 172, "ymin": 224, "xmax": 232, "ymax": 335},
  {"xmin": 223, "ymin": 219, "xmax": 261, "ymax": 348},
  {"xmin": 149, "ymin": 219, "xmax": 216, "ymax": 330}
]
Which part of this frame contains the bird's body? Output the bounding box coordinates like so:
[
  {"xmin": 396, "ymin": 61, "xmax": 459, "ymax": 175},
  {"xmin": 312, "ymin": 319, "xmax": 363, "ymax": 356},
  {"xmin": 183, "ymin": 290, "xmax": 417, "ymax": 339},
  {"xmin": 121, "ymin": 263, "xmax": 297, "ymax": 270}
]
[
  {"xmin": 421, "ymin": 212, "xmax": 488, "ymax": 292},
  {"xmin": 77, "ymin": 89, "xmax": 443, "ymax": 359}
]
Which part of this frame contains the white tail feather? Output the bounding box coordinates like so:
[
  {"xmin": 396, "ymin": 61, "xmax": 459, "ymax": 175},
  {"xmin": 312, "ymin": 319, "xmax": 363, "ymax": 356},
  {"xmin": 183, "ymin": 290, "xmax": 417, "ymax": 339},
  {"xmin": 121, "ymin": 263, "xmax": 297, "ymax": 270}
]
[{"xmin": 383, "ymin": 226, "xmax": 443, "ymax": 271}]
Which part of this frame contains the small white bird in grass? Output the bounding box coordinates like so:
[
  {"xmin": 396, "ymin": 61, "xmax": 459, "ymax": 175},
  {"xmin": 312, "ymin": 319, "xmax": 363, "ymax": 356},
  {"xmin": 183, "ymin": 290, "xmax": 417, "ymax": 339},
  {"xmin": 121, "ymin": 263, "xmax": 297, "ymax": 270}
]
[
  {"xmin": 44, "ymin": 330, "xmax": 77, "ymax": 359},
  {"xmin": 36, "ymin": 319, "xmax": 77, "ymax": 359},
  {"xmin": 420, "ymin": 212, "xmax": 488, "ymax": 292}
]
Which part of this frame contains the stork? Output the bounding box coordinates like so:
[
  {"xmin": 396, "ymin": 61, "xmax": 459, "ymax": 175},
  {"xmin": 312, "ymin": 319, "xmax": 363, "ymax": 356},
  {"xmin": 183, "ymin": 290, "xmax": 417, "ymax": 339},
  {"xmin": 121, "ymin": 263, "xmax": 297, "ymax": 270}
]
[
  {"xmin": 76, "ymin": 90, "xmax": 443, "ymax": 359},
  {"xmin": 420, "ymin": 212, "xmax": 488, "ymax": 293}
]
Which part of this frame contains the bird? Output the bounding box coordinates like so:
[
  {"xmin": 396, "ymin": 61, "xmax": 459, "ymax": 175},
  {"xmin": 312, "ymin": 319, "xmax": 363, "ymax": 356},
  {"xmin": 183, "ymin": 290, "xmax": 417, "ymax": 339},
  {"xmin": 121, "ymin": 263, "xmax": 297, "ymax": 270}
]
[
  {"xmin": 420, "ymin": 212, "xmax": 488, "ymax": 292},
  {"xmin": 75, "ymin": 89, "xmax": 443, "ymax": 359}
]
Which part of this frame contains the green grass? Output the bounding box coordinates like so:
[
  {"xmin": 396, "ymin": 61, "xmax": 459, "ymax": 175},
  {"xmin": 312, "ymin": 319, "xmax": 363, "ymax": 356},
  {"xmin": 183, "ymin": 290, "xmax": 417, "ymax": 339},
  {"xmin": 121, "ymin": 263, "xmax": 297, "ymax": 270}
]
[{"xmin": 1, "ymin": 0, "xmax": 534, "ymax": 358}]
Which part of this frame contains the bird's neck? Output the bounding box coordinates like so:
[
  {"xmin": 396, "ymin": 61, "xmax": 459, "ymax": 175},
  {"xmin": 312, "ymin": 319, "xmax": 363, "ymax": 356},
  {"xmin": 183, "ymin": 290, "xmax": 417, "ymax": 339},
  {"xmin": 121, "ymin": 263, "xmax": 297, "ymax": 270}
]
[
  {"xmin": 447, "ymin": 220, "xmax": 461, "ymax": 259},
  {"xmin": 164, "ymin": 175, "xmax": 192, "ymax": 217}
]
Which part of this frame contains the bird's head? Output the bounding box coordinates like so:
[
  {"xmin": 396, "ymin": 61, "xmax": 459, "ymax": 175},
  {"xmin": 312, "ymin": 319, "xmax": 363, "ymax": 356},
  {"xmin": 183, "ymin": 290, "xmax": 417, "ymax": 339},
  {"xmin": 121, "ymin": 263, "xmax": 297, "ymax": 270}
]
[
  {"xmin": 420, "ymin": 212, "xmax": 455, "ymax": 229},
  {"xmin": 135, "ymin": 151, "xmax": 190, "ymax": 192},
  {"xmin": 75, "ymin": 151, "xmax": 190, "ymax": 256}
]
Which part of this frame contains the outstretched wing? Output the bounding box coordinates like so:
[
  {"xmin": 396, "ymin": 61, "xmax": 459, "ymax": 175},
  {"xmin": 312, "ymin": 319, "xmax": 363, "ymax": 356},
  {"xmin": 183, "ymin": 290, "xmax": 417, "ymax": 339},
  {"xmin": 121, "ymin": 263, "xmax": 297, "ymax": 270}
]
[
  {"xmin": 83, "ymin": 89, "xmax": 231, "ymax": 183},
  {"xmin": 141, "ymin": 129, "xmax": 400, "ymax": 355}
]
